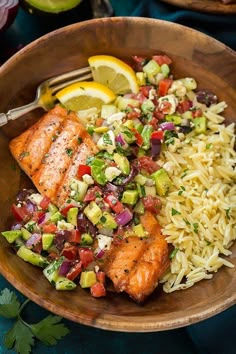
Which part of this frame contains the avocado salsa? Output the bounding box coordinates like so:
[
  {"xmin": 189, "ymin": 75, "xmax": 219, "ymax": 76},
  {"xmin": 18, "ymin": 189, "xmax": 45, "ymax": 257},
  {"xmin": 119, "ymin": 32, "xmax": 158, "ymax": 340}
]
[{"xmin": 1, "ymin": 54, "xmax": 217, "ymax": 297}]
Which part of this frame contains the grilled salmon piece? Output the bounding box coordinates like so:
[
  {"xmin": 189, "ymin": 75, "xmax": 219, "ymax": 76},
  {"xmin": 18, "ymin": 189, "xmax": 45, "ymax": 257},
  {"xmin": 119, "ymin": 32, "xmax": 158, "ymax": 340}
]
[
  {"xmin": 9, "ymin": 106, "xmax": 98, "ymax": 207},
  {"xmin": 102, "ymin": 212, "xmax": 169, "ymax": 302}
]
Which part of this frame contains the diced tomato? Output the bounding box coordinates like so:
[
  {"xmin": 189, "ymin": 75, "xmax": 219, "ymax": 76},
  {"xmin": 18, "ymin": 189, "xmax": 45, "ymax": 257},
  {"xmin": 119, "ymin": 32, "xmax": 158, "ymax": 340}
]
[
  {"xmin": 142, "ymin": 196, "xmax": 162, "ymax": 214},
  {"xmin": 42, "ymin": 223, "xmax": 57, "ymax": 233},
  {"xmin": 132, "ymin": 55, "xmax": 147, "ymax": 71},
  {"xmin": 61, "ymin": 245, "xmax": 78, "ymax": 260},
  {"xmin": 132, "ymin": 128, "xmax": 143, "ymax": 147},
  {"xmin": 126, "ymin": 108, "xmax": 141, "ymax": 120},
  {"xmin": 138, "ymin": 156, "xmax": 160, "ymax": 174},
  {"xmin": 151, "ymin": 130, "xmax": 164, "ymax": 141},
  {"xmin": 39, "ymin": 196, "xmax": 51, "ymax": 210},
  {"xmin": 176, "ymin": 99, "xmax": 192, "ymax": 114},
  {"xmin": 95, "ymin": 117, "xmax": 104, "ymax": 127},
  {"xmin": 158, "ymin": 78, "xmax": 173, "ymax": 97},
  {"xmin": 153, "ymin": 108, "xmax": 165, "ymax": 121},
  {"xmin": 78, "ymin": 248, "xmax": 94, "ymax": 268},
  {"xmin": 31, "ymin": 211, "xmax": 45, "ymax": 222},
  {"xmin": 66, "ymin": 261, "xmax": 82, "ymax": 281},
  {"xmin": 90, "ymin": 282, "xmax": 106, "ymax": 298},
  {"xmin": 158, "ymin": 100, "xmax": 172, "ymax": 114},
  {"xmin": 104, "ymin": 194, "xmax": 124, "ymax": 214},
  {"xmin": 60, "ymin": 204, "xmax": 75, "ymax": 217},
  {"xmin": 77, "ymin": 164, "xmax": 91, "ymax": 179},
  {"xmin": 96, "ymin": 271, "xmax": 106, "ymax": 284},
  {"xmin": 148, "ymin": 117, "xmax": 159, "ymax": 130},
  {"xmin": 192, "ymin": 108, "xmax": 203, "ymax": 118},
  {"xmin": 68, "ymin": 229, "xmax": 81, "ymax": 244},
  {"xmin": 113, "ymin": 227, "xmax": 124, "ymax": 246},
  {"xmin": 152, "ymin": 54, "xmax": 172, "ymax": 65},
  {"xmin": 140, "ymin": 85, "xmax": 153, "ymax": 98},
  {"xmin": 84, "ymin": 186, "xmax": 102, "ymax": 202},
  {"xmin": 11, "ymin": 204, "xmax": 30, "ymax": 221}
]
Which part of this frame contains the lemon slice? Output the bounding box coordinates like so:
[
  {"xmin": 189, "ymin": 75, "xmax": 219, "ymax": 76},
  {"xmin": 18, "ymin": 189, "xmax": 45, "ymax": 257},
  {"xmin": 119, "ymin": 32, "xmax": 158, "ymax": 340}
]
[
  {"xmin": 88, "ymin": 55, "xmax": 139, "ymax": 95},
  {"xmin": 56, "ymin": 81, "xmax": 116, "ymax": 112}
]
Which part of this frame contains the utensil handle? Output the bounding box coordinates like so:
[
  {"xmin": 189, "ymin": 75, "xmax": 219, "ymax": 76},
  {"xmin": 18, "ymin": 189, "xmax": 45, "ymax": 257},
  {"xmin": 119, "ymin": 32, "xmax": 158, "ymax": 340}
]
[{"xmin": 0, "ymin": 101, "xmax": 40, "ymax": 127}]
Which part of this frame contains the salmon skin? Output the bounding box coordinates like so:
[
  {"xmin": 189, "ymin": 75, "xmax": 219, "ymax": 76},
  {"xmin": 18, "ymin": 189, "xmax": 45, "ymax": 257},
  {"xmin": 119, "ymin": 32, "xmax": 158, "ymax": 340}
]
[
  {"xmin": 9, "ymin": 106, "xmax": 98, "ymax": 207},
  {"xmin": 101, "ymin": 212, "xmax": 170, "ymax": 303}
]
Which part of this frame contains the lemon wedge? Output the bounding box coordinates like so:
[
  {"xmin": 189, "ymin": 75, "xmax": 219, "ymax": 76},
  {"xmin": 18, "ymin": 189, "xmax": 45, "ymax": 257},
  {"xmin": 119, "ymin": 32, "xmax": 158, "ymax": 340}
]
[
  {"xmin": 88, "ymin": 55, "xmax": 139, "ymax": 95},
  {"xmin": 56, "ymin": 81, "xmax": 116, "ymax": 112}
]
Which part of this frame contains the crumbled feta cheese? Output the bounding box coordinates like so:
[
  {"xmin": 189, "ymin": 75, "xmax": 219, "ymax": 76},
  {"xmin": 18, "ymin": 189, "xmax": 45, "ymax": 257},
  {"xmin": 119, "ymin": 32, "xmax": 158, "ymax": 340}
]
[
  {"xmin": 97, "ymin": 130, "xmax": 116, "ymax": 154},
  {"xmin": 97, "ymin": 234, "xmax": 112, "ymax": 250},
  {"xmin": 148, "ymin": 88, "xmax": 156, "ymax": 100},
  {"xmin": 158, "ymin": 94, "xmax": 178, "ymax": 115},
  {"xmin": 57, "ymin": 220, "xmax": 75, "ymax": 231},
  {"xmin": 168, "ymin": 80, "xmax": 187, "ymax": 97},
  {"xmin": 27, "ymin": 193, "xmax": 43, "ymax": 206},
  {"xmin": 82, "ymin": 174, "xmax": 94, "ymax": 185},
  {"xmin": 106, "ymin": 112, "xmax": 126, "ymax": 125},
  {"xmin": 105, "ymin": 167, "xmax": 121, "ymax": 182}
]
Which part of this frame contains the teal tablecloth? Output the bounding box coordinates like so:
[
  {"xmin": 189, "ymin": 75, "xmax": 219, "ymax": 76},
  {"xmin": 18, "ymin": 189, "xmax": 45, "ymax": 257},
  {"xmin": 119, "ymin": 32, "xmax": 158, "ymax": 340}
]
[{"xmin": 0, "ymin": 1, "xmax": 236, "ymax": 353}]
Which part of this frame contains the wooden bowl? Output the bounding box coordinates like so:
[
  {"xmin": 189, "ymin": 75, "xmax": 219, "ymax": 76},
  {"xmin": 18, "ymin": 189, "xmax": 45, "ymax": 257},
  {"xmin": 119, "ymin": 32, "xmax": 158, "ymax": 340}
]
[{"xmin": 0, "ymin": 17, "xmax": 235, "ymax": 332}]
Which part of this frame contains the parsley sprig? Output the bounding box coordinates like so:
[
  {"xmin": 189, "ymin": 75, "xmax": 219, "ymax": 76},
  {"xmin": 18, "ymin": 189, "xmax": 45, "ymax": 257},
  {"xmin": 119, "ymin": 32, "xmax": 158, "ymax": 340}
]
[{"xmin": 0, "ymin": 288, "xmax": 70, "ymax": 354}]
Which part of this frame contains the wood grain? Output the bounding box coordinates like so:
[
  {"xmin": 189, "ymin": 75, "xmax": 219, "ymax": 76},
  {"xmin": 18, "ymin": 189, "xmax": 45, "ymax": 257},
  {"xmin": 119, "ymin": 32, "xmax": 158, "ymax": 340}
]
[
  {"xmin": 0, "ymin": 17, "xmax": 235, "ymax": 332},
  {"xmin": 161, "ymin": 0, "xmax": 236, "ymax": 14}
]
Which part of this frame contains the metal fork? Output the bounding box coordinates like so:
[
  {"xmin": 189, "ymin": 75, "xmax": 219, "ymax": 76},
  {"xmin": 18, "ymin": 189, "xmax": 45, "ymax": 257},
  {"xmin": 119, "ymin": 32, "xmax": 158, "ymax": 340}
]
[{"xmin": 0, "ymin": 66, "xmax": 92, "ymax": 127}]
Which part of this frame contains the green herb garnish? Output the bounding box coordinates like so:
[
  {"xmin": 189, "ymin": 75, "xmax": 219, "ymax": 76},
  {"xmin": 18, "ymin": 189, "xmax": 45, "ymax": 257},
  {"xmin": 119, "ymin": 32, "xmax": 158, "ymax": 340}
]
[
  {"xmin": 65, "ymin": 148, "xmax": 73, "ymax": 157},
  {"xmin": 169, "ymin": 248, "xmax": 179, "ymax": 259},
  {"xmin": 171, "ymin": 208, "xmax": 181, "ymax": 216}
]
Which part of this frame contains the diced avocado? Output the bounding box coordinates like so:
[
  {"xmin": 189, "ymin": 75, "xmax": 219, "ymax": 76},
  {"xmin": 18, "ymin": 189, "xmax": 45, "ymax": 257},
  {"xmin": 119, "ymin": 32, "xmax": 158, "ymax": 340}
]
[
  {"xmin": 141, "ymin": 99, "xmax": 155, "ymax": 114},
  {"xmin": 67, "ymin": 207, "xmax": 78, "ymax": 227},
  {"xmin": 55, "ymin": 277, "xmax": 76, "ymax": 291},
  {"xmin": 116, "ymin": 96, "xmax": 139, "ymax": 111},
  {"xmin": 134, "ymin": 174, "xmax": 147, "ymax": 186},
  {"xmin": 113, "ymin": 153, "xmax": 130, "ymax": 175},
  {"xmin": 100, "ymin": 212, "xmax": 118, "ymax": 230},
  {"xmin": 121, "ymin": 190, "xmax": 139, "ymax": 205},
  {"xmin": 134, "ymin": 200, "xmax": 145, "ymax": 214},
  {"xmin": 137, "ymin": 183, "xmax": 146, "ymax": 198},
  {"xmin": 42, "ymin": 233, "xmax": 54, "ymax": 251},
  {"xmin": 43, "ymin": 257, "xmax": 64, "ymax": 284},
  {"xmin": 1, "ymin": 230, "xmax": 22, "ymax": 244},
  {"xmin": 21, "ymin": 227, "xmax": 32, "ymax": 241},
  {"xmin": 144, "ymin": 185, "xmax": 157, "ymax": 197},
  {"xmin": 123, "ymin": 119, "xmax": 135, "ymax": 130},
  {"xmin": 80, "ymin": 271, "xmax": 96, "ymax": 288},
  {"xmin": 17, "ymin": 246, "xmax": 49, "ymax": 268},
  {"xmin": 141, "ymin": 125, "xmax": 153, "ymax": 150},
  {"xmin": 152, "ymin": 168, "xmax": 172, "ymax": 196},
  {"xmin": 136, "ymin": 72, "xmax": 146, "ymax": 86},
  {"xmin": 165, "ymin": 114, "xmax": 182, "ymax": 125},
  {"xmin": 101, "ymin": 104, "xmax": 117, "ymax": 119},
  {"xmin": 48, "ymin": 203, "xmax": 58, "ymax": 214},
  {"xmin": 193, "ymin": 117, "xmax": 207, "ymax": 134},
  {"xmin": 81, "ymin": 233, "xmax": 93, "ymax": 245},
  {"xmin": 70, "ymin": 178, "xmax": 88, "ymax": 201},
  {"xmin": 121, "ymin": 128, "xmax": 136, "ymax": 144},
  {"xmin": 143, "ymin": 59, "xmax": 161, "ymax": 77},
  {"xmin": 84, "ymin": 201, "xmax": 103, "ymax": 225},
  {"xmin": 132, "ymin": 224, "xmax": 146, "ymax": 237},
  {"xmin": 49, "ymin": 211, "xmax": 63, "ymax": 223},
  {"xmin": 93, "ymin": 126, "xmax": 109, "ymax": 134}
]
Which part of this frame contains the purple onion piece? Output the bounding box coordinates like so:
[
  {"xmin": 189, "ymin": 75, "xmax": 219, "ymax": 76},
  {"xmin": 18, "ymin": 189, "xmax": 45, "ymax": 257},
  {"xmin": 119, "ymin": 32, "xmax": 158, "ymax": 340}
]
[
  {"xmin": 151, "ymin": 139, "xmax": 162, "ymax": 158},
  {"xmin": 58, "ymin": 260, "xmax": 72, "ymax": 276},
  {"xmin": 16, "ymin": 189, "xmax": 36, "ymax": 203},
  {"xmin": 103, "ymin": 183, "xmax": 123, "ymax": 198},
  {"xmin": 159, "ymin": 122, "xmax": 176, "ymax": 131},
  {"xmin": 115, "ymin": 209, "xmax": 133, "ymax": 226},
  {"xmin": 115, "ymin": 134, "xmax": 126, "ymax": 146},
  {"xmin": 25, "ymin": 200, "xmax": 37, "ymax": 214},
  {"xmin": 11, "ymin": 222, "xmax": 22, "ymax": 230},
  {"xmin": 54, "ymin": 230, "xmax": 71, "ymax": 251},
  {"xmin": 96, "ymin": 249, "xmax": 105, "ymax": 259},
  {"xmin": 26, "ymin": 233, "xmax": 42, "ymax": 248},
  {"xmin": 77, "ymin": 212, "xmax": 97, "ymax": 237},
  {"xmin": 113, "ymin": 160, "xmax": 140, "ymax": 186}
]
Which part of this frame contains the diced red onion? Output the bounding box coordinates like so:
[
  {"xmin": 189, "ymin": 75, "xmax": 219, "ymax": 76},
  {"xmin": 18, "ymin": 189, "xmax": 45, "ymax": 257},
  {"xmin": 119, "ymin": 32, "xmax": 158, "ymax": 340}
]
[
  {"xmin": 0, "ymin": 0, "xmax": 19, "ymax": 33},
  {"xmin": 38, "ymin": 212, "xmax": 51, "ymax": 225},
  {"xmin": 11, "ymin": 222, "xmax": 22, "ymax": 230},
  {"xmin": 115, "ymin": 209, "xmax": 133, "ymax": 226},
  {"xmin": 26, "ymin": 233, "xmax": 42, "ymax": 248},
  {"xmin": 58, "ymin": 260, "xmax": 72, "ymax": 276},
  {"xmin": 115, "ymin": 134, "xmax": 126, "ymax": 146},
  {"xmin": 25, "ymin": 200, "xmax": 37, "ymax": 214},
  {"xmin": 95, "ymin": 248, "xmax": 105, "ymax": 259},
  {"xmin": 159, "ymin": 122, "xmax": 176, "ymax": 131}
]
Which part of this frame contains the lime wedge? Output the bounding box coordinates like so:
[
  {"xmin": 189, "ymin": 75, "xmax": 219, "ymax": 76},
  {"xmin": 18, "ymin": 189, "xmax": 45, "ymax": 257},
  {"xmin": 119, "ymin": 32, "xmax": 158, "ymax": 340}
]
[{"xmin": 23, "ymin": 0, "xmax": 82, "ymax": 13}]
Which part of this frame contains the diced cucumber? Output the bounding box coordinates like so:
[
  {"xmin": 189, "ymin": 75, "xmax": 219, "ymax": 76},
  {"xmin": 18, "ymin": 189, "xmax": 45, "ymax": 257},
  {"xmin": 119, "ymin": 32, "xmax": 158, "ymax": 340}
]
[
  {"xmin": 165, "ymin": 114, "xmax": 182, "ymax": 125},
  {"xmin": 152, "ymin": 168, "xmax": 172, "ymax": 196},
  {"xmin": 80, "ymin": 271, "xmax": 96, "ymax": 288},
  {"xmin": 141, "ymin": 125, "xmax": 153, "ymax": 150},
  {"xmin": 134, "ymin": 200, "xmax": 145, "ymax": 214},
  {"xmin": 81, "ymin": 233, "xmax": 93, "ymax": 245},
  {"xmin": 141, "ymin": 99, "xmax": 155, "ymax": 114},
  {"xmin": 55, "ymin": 277, "xmax": 76, "ymax": 291},
  {"xmin": 67, "ymin": 207, "xmax": 78, "ymax": 226},
  {"xmin": 113, "ymin": 153, "xmax": 130, "ymax": 175},
  {"xmin": 1, "ymin": 230, "xmax": 22, "ymax": 243},
  {"xmin": 144, "ymin": 185, "xmax": 156, "ymax": 197},
  {"xmin": 49, "ymin": 211, "xmax": 63, "ymax": 223},
  {"xmin": 116, "ymin": 96, "xmax": 140, "ymax": 111},
  {"xmin": 180, "ymin": 78, "xmax": 197, "ymax": 91},
  {"xmin": 143, "ymin": 59, "xmax": 161, "ymax": 77},
  {"xmin": 84, "ymin": 201, "xmax": 103, "ymax": 225},
  {"xmin": 123, "ymin": 119, "xmax": 135, "ymax": 130},
  {"xmin": 24, "ymin": 220, "xmax": 38, "ymax": 233},
  {"xmin": 135, "ymin": 122, "xmax": 144, "ymax": 134},
  {"xmin": 161, "ymin": 64, "xmax": 170, "ymax": 77},
  {"xmin": 101, "ymin": 104, "xmax": 117, "ymax": 119},
  {"xmin": 121, "ymin": 127, "xmax": 136, "ymax": 144},
  {"xmin": 17, "ymin": 246, "xmax": 49, "ymax": 268},
  {"xmin": 48, "ymin": 203, "xmax": 58, "ymax": 214},
  {"xmin": 21, "ymin": 227, "xmax": 32, "ymax": 241},
  {"xmin": 134, "ymin": 174, "xmax": 147, "ymax": 186},
  {"xmin": 121, "ymin": 190, "xmax": 139, "ymax": 205},
  {"xmin": 70, "ymin": 178, "xmax": 88, "ymax": 202},
  {"xmin": 43, "ymin": 257, "xmax": 64, "ymax": 284},
  {"xmin": 193, "ymin": 117, "xmax": 207, "ymax": 134},
  {"xmin": 137, "ymin": 183, "xmax": 146, "ymax": 198},
  {"xmin": 42, "ymin": 233, "xmax": 54, "ymax": 251},
  {"xmin": 100, "ymin": 211, "xmax": 118, "ymax": 230},
  {"xmin": 132, "ymin": 224, "xmax": 146, "ymax": 237}
]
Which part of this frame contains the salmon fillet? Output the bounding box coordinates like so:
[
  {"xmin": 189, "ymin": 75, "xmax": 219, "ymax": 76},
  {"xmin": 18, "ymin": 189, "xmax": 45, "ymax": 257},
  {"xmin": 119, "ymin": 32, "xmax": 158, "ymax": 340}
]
[
  {"xmin": 9, "ymin": 106, "xmax": 98, "ymax": 207},
  {"xmin": 102, "ymin": 212, "xmax": 169, "ymax": 302}
]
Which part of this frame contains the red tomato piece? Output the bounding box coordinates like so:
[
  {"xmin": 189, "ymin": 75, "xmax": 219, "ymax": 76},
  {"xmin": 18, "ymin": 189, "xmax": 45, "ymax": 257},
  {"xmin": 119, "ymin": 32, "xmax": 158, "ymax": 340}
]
[
  {"xmin": 138, "ymin": 156, "xmax": 160, "ymax": 174},
  {"xmin": 77, "ymin": 164, "xmax": 91, "ymax": 179},
  {"xmin": 66, "ymin": 261, "xmax": 82, "ymax": 281},
  {"xmin": 151, "ymin": 130, "xmax": 164, "ymax": 141},
  {"xmin": 39, "ymin": 196, "xmax": 51, "ymax": 210},
  {"xmin": 78, "ymin": 248, "xmax": 94, "ymax": 268},
  {"xmin": 60, "ymin": 204, "xmax": 75, "ymax": 217},
  {"xmin": 68, "ymin": 229, "xmax": 81, "ymax": 244},
  {"xmin": 104, "ymin": 194, "xmax": 124, "ymax": 214},
  {"xmin": 126, "ymin": 109, "xmax": 141, "ymax": 120},
  {"xmin": 61, "ymin": 245, "xmax": 78, "ymax": 260},
  {"xmin": 140, "ymin": 85, "xmax": 154, "ymax": 98},
  {"xmin": 31, "ymin": 211, "xmax": 45, "ymax": 222},
  {"xmin": 176, "ymin": 99, "xmax": 192, "ymax": 114},
  {"xmin": 83, "ymin": 186, "xmax": 102, "ymax": 202},
  {"xmin": 152, "ymin": 55, "xmax": 172, "ymax": 65},
  {"xmin": 11, "ymin": 204, "xmax": 30, "ymax": 221},
  {"xmin": 192, "ymin": 108, "xmax": 203, "ymax": 118},
  {"xmin": 96, "ymin": 271, "xmax": 106, "ymax": 284},
  {"xmin": 148, "ymin": 117, "xmax": 159, "ymax": 130},
  {"xmin": 158, "ymin": 78, "xmax": 173, "ymax": 97},
  {"xmin": 159, "ymin": 100, "xmax": 172, "ymax": 114},
  {"xmin": 142, "ymin": 196, "xmax": 162, "ymax": 214},
  {"xmin": 153, "ymin": 108, "xmax": 165, "ymax": 121},
  {"xmin": 42, "ymin": 223, "xmax": 57, "ymax": 233},
  {"xmin": 90, "ymin": 282, "xmax": 106, "ymax": 298},
  {"xmin": 132, "ymin": 128, "xmax": 143, "ymax": 147},
  {"xmin": 132, "ymin": 55, "xmax": 147, "ymax": 71}
]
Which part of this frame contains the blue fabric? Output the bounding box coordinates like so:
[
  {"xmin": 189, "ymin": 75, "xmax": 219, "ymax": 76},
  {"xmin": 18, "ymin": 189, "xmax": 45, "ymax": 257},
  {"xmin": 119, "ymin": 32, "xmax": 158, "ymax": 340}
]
[{"xmin": 1, "ymin": 2, "xmax": 236, "ymax": 353}]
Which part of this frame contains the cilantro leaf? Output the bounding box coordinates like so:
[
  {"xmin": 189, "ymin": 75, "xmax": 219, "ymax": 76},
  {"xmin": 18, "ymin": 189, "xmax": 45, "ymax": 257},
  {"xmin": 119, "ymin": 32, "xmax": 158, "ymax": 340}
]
[
  {"xmin": 4, "ymin": 320, "xmax": 34, "ymax": 354},
  {"xmin": 31, "ymin": 315, "xmax": 69, "ymax": 345},
  {"xmin": 0, "ymin": 289, "xmax": 21, "ymax": 318}
]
